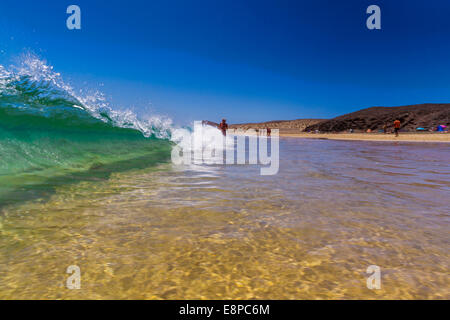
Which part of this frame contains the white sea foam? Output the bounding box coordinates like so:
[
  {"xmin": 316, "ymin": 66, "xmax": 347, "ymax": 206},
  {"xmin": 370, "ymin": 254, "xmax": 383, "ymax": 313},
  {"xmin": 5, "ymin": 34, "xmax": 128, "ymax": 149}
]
[{"xmin": 171, "ymin": 121, "xmax": 235, "ymax": 165}]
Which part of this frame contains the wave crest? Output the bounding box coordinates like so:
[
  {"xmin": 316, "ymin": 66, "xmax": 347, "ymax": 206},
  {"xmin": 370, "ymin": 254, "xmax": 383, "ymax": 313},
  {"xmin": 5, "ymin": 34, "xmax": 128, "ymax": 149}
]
[{"xmin": 0, "ymin": 53, "xmax": 173, "ymax": 139}]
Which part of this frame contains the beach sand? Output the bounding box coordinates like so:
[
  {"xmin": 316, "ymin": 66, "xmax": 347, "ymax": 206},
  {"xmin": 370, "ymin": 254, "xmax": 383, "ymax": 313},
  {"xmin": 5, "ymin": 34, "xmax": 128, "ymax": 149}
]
[{"xmin": 279, "ymin": 132, "xmax": 450, "ymax": 142}]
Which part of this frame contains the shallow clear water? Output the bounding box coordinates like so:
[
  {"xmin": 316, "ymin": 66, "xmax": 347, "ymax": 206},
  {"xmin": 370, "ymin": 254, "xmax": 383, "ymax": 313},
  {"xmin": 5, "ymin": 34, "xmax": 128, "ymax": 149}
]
[{"xmin": 0, "ymin": 138, "xmax": 449, "ymax": 299}]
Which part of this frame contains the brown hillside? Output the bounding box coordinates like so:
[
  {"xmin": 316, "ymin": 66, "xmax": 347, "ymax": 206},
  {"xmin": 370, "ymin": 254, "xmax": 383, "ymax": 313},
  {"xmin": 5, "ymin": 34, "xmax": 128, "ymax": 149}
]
[
  {"xmin": 304, "ymin": 103, "xmax": 450, "ymax": 132},
  {"xmin": 229, "ymin": 119, "xmax": 324, "ymax": 133}
]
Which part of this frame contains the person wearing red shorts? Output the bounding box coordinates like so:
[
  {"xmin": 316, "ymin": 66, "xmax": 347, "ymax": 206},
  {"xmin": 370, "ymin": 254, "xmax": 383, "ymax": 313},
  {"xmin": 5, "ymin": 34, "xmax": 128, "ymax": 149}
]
[
  {"xmin": 394, "ymin": 119, "xmax": 401, "ymax": 137},
  {"xmin": 219, "ymin": 119, "xmax": 228, "ymax": 136}
]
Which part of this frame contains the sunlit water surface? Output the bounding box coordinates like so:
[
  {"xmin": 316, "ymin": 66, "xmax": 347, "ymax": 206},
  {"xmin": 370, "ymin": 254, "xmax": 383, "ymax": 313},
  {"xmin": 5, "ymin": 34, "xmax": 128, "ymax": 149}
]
[{"xmin": 0, "ymin": 138, "xmax": 449, "ymax": 299}]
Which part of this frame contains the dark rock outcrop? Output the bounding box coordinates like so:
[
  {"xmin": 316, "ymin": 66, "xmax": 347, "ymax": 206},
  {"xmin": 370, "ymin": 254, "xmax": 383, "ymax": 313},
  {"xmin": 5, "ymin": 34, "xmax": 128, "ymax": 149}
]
[{"xmin": 304, "ymin": 103, "xmax": 450, "ymax": 132}]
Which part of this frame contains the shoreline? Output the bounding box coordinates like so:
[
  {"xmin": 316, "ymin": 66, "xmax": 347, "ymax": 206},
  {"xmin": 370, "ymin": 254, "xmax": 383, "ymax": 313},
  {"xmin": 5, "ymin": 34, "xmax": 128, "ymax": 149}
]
[{"xmin": 279, "ymin": 132, "xmax": 450, "ymax": 142}]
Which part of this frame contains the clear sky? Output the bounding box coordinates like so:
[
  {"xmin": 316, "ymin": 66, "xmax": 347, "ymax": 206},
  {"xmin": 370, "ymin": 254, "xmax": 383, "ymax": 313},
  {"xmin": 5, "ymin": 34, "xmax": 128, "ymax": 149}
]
[{"xmin": 1, "ymin": 0, "xmax": 450, "ymax": 124}]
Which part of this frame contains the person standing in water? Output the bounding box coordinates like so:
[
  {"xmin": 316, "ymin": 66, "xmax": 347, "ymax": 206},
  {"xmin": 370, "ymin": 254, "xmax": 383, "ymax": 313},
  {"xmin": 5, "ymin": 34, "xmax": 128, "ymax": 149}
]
[
  {"xmin": 219, "ymin": 119, "xmax": 228, "ymax": 136},
  {"xmin": 266, "ymin": 127, "xmax": 271, "ymax": 137},
  {"xmin": 394, "ymin": 119, "xmax": 401, "ymax": 137}
]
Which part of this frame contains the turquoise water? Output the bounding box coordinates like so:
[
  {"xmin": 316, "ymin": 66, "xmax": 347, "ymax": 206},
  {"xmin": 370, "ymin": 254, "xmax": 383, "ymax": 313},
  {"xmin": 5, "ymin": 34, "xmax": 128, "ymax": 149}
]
[{"xmin": 0, "ymin": 60, "xmax": 172, "ymax": 209}]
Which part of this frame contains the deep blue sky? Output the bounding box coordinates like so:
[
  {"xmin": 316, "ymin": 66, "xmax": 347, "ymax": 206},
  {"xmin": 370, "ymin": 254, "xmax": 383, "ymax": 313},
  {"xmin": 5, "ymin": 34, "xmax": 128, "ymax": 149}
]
[{"xmin": 1, "ymin": 0, "xmax": 450, "ymax": 124}]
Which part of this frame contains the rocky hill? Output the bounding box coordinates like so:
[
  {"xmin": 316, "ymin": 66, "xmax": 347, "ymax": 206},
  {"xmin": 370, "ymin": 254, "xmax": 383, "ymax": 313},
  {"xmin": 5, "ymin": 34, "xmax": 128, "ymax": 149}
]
[
  {"xmin": 229, "ymin": 119, "xmax": 324, "ymax": 133},
  {"xmin": 304, "ymin": 103, "xmax": 450, "ymax": 132}
]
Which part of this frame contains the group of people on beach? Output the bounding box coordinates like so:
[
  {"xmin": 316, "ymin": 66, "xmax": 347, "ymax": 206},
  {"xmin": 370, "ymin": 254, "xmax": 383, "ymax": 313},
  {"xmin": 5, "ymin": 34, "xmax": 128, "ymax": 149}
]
[
  {"xmin": 218, "ymin": 119, "xmax": 271, "ymax": 136},
  {"xmin": 363, "ymin": 119, "xmax": 401, "ymax": 136},
  {"xmin": 219, "ymin": 117, "xmax": 450, "ymax": 136},
  {"xmin": 381, "ymin": 119, "xmax": 401, "ymax": 136}
]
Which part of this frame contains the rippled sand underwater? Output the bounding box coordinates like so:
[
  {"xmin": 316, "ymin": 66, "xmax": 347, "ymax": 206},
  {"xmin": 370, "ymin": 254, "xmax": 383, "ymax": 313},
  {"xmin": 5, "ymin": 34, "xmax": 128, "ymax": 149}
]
[{"xmin": 0, "ymin": 138, "xmax": 449, "ymax": 299}]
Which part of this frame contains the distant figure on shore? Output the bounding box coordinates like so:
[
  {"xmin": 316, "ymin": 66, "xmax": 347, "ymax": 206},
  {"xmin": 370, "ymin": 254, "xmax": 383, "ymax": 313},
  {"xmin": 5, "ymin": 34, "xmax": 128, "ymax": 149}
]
[
  {"xmin": 267, "ymin": 127, "xmax": 271, "ymax": 137},
  {"xmin": 219, "ymin": 118, "xmax": 228, "ymax": 136},
  {"xmin": 394, "ymin": 119, "xmax": 401, "ymax": 137},
  {"xmin": 383, "ymin": 123, "xmax": 388, "ymax": 134}
]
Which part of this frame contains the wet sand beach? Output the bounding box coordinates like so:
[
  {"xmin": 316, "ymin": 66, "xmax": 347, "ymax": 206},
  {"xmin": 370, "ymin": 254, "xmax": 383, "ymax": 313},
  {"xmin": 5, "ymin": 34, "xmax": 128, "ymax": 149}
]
[{"xmin": 280, "ymin": 133, "xmax": 450, "ymax": 143}]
